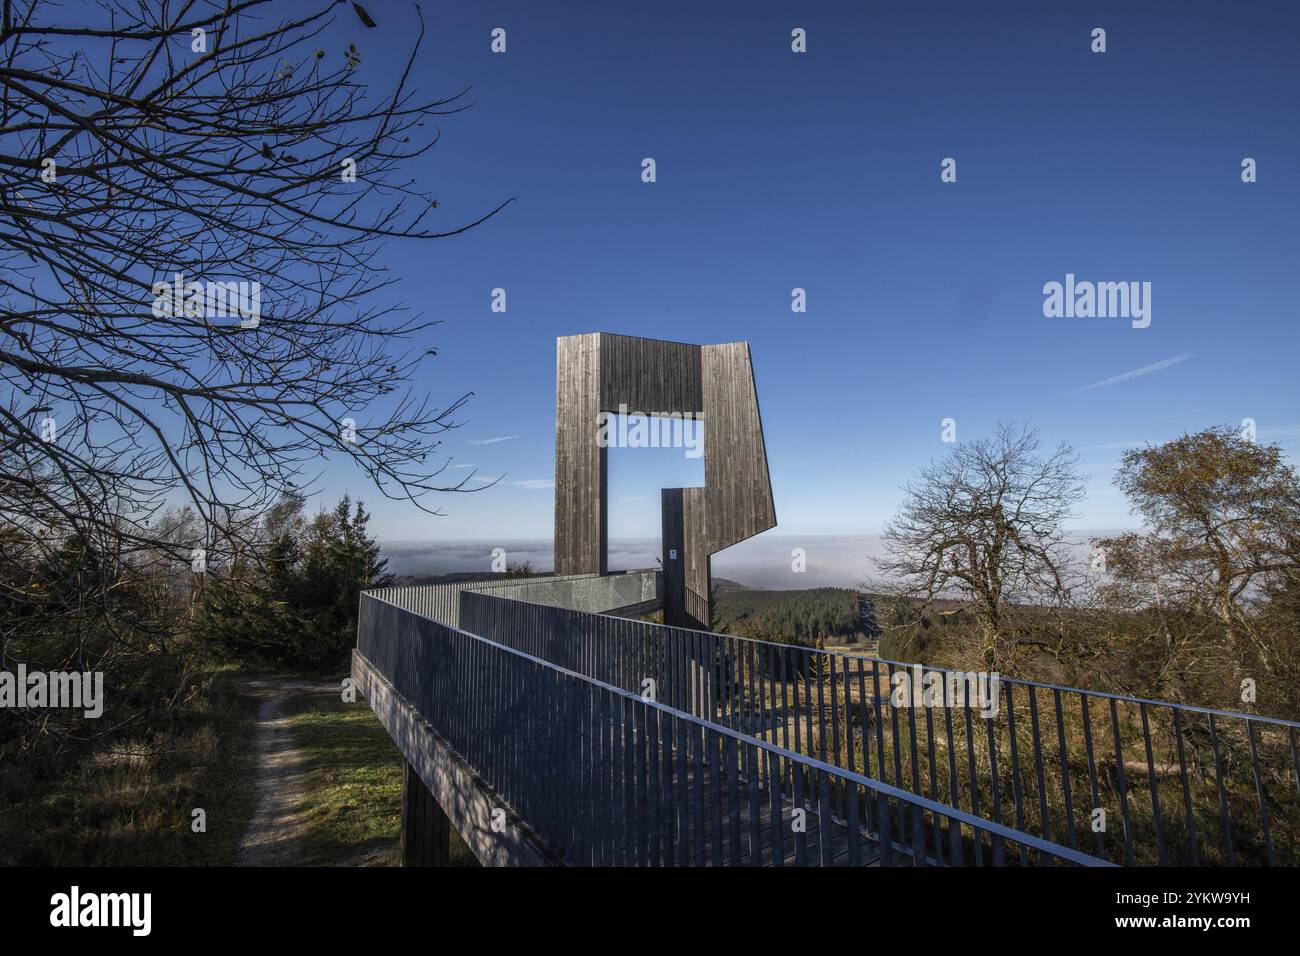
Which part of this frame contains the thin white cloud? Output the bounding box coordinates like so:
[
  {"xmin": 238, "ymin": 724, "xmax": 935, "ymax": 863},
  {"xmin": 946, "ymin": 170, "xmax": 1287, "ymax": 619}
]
[
  {"xmin": 468, "ymin": 435, "xmax": 519, "ymax": 446},
  {"xmin": 450, "ymin": 463, "xmax": 477, "ymax": 470},
  {"xmin": 1066, "ymin": 353, "xmax": 1192, "ymax": 395},
  {"xmin": 511, "ymin": 479, "xmax": 554, "ymax": 490}
]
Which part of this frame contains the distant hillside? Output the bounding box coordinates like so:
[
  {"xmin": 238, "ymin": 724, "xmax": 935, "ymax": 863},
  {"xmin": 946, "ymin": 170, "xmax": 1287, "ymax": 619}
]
[
  {"xmin": 393, "ymin": 570, "xmax": 748, "ymax": 589},
  {"xmin": 709, "ymin": 577, "xmax": 748, "ymax": 592},
  {"xmin": 712, "ymin": 587, "xmax": 878, "ymax": 647},
  {"xmin": 710, "ymin": 586, "xmax": 1048, "ymax": 664},
  {"xmin": 391, "ymin": 570, "xmax": 556, "ymax": 587}
]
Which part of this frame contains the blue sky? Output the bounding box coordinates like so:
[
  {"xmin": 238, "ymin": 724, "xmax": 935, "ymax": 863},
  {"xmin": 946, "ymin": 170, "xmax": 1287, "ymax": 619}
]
[{"xmin": 308, "ymin": 0, "xmax": 1300, "ymax": 543}]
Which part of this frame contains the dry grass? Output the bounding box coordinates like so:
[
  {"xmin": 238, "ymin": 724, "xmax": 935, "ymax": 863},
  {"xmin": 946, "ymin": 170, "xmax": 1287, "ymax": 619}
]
[{"xmin": 0, "ymin": 666, "xmax": 260, "ymax": 866}]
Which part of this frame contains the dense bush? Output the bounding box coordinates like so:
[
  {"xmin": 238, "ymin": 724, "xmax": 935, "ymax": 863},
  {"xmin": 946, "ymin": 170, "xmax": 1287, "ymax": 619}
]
[{"xmin": 202, "ymin": 495, "xmax": 392, "ymax": 671}]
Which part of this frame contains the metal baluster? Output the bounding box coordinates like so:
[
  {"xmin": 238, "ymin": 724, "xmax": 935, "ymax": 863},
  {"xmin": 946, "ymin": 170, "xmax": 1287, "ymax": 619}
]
[
  {"xmin": 1004, "ymin": 684, "xmax": 1028, "ymax": 864},
  {"xmin": 1290, "ymin": 727, "xmax": 1300, "ymax": 804},
  {"xmin": 830, "ymin": 651, "xmax": 842, "ymax": 768},
  {"xmin": 768, "ymin": 642, "xmax": 780, "ymax": 749},
  {"xmin": 636, "ymin": 700, "xmax": 649, "ymax": 866},
  {"xmin": 847, "ymin": 777, "xmax": 861, "ymax": 867},
  {"xmin": 873, "ymin": 664, "xmax": 888, "ymax": 800},
  {"xmin": 888, "ymin": 663, "xmax": 904, "ymax": 795},
  {"xmin": 1208, "ymin": 713, "xmax": 1235, "ymax": 866},
  {"xmin": 779, "ymin": 646, "xmax": 792, "ymax": 790},
  {"xmin": 1081, "ymin": 694, "xmax": 1104, "ymax": 860},
  {"xmin": 621, "ymin": 694, "xmax": 633, "ymax": 865},
  {"xmin": 1139, "ymin": 703, "xmax": 1165, "ymax": 864},
  {"xmin": 792, "ymin": 646, "xmax": 803, "ymax": 757},
  {"xmin": 1054, "ymin": 689, "xmax": 1077, "ymax": 850},
  {"xmin": 944, "ymin": 698, "xmax": 963, "ymax": 864},
  {"xmin": 985, "ymin": 709, "xmax": 1003, "ymax": 864},
  {"xmin": 647, "ymin": 702, "xmax": 660, "ymax": 866},
  {"xmin": 676, "ymin": 714, "xmax": 690, "ymax": 867},
  {"xmin": 711, "ymin": 730, "xmax": 724, "ymax": 867},
  {"xmin": 661, "ymin": 708, "xmax": 675, "ymax": 868},
  {"xmin": 817, "ymin": 652, "xmax": 828, "ymax": 763},
  {"xmin": 768, "ymin": 750, "xmax": 784, "ymax": 867},
  {"xmin": 907, "ymin": 672, "xmax": 921, "ymax": 798},
  {"xmin": 694, "ymin": 722, "xmax": 707, "ymax": 867},
  {"xmin": 804, "ymin": 649, "xmax": 816, "ymax": 762},
  {"xmin": 876, "ymin": 790, "xmax": 892, "ymax": 866},
  {"xmin": 1028, "ymin": 687, "xmax": 1052, "ymax": 852},
  {"xmin": 746, "ymin": 743, "xmax": 762, "ymax": 865},
  {"xmin": 1246, "ymin": 720, "xmax": 1275, "ymax": 865},
  {"xmin": 818, "ymin": 768, "xmax": 834, "ymax": 867},
  {"xmin": 1109, "ymin": 698, "xmax": 1135, "ymax": 866},
  {"xmin": 727, "ymin": 734, "xmax": 742, "ymax": 866},
  {"xmin": 792, "ymin": 754, "xmax": 808, "ymax": 865},
  {"xmin": 845, "ymin": 657, "xmax": 858, "ymax": 781},
  {"xmin": 596, "ymin": 689, "xmax": 609, "ymax": 865},
  {"xmin": 1171, "ymin": 708, "xmax": 1198, "ymax": 865}
]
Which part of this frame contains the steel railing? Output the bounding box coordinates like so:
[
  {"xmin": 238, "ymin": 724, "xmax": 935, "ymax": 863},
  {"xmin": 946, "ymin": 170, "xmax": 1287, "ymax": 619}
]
[
  {"xmin": 456, "ymin": 590, "xmax": 1300, "ymax": 866},
  {"xmin": 359, "ymin": 590, "xmax": 1107, "ymax": 867}
]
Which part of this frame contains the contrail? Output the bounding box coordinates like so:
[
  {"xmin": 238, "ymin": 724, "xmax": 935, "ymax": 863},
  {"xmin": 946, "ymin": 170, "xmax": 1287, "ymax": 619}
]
[
  {"xmin": 468, "ymin": 434, "xmax": 519, "ymax": 446},
  {"xmin": 1066, "ymin": 353, "xmax": 1192, "ymax": 395}
]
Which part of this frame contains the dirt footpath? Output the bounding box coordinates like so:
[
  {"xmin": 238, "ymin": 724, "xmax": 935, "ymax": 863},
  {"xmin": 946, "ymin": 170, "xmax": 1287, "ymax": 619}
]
[{"xmin": 236, "ymin": 679, "xmax": 338, "ymax": 866}]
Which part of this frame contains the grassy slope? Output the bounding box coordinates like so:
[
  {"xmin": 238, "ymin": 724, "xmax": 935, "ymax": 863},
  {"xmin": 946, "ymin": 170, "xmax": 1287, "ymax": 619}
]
[
  {"xmin": 279, "ymin": 690, "xmax": 401, "ymax": 865},
  {"xmin": 0, "ymin": 668, "xmax": 480, "ymax": 866},
  {"xmin": 0, "ymin": 665, "xmax": 260, "ymax": 866},
  {"xmin": 281, "ymin": 691, "xmax": 477, "ymax": 867}
]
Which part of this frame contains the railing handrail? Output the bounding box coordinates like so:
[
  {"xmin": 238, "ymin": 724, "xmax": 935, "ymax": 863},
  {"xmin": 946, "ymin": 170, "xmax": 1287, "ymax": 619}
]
[
  {"xmin": 370, "ymin": 582, "xmax": 1299, "ymax": 730},
  {"xmin": 369, "ymin": 567, "xmax": 658, "ymax": 594},
  {"xmin": 361, "ymin": 589, "xmax": 1111, "ymax": 866}
]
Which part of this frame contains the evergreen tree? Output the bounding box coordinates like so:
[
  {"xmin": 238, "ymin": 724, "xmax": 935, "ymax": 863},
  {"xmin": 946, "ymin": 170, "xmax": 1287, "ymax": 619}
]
[{"xmin": 203, "ymin": 494, "xmax": 393, "ymax": 670}]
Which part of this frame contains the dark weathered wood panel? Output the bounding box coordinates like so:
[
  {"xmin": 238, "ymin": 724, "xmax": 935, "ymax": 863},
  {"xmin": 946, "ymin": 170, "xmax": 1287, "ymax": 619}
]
[
  {"xmin": 555, "ymin": 333, "xmax": 605, "ymax": 575},
  {"xmin": 598, "ymin": 333, "xmax": 702, "ymax": 415},
  {"xmin": 682, "ymin": 486, "xmax": 711, "ymax": 629},
  {"xmin": 401, "ymin": 760, "xmax": 451, "ymax": 866},
  {"xmin": 702, "ymin": 341, "xmax": 776, "ymax": 552},
  {"xmin": 661, "ymin": 489, "xmax": 686, "ymax": 625}
]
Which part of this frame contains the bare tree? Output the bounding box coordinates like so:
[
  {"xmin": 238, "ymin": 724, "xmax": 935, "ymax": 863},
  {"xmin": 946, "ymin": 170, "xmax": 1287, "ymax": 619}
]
[
  {"xmin": 876, "ymin": 422, "xmax": 1085, "ymax": 668},
  {"xmin": 0, "ymin": 0, "xmax": 509, "ymax": 577},
  {"xmin": 0, "ymin": 1, "xmax": 510, "ymax": 749}
]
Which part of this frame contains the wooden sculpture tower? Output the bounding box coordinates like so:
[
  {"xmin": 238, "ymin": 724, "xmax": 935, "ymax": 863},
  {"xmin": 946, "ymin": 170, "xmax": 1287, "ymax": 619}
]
[{"xmin": 554, "ymin": 333, "xmax": 776, "ymax": 630}]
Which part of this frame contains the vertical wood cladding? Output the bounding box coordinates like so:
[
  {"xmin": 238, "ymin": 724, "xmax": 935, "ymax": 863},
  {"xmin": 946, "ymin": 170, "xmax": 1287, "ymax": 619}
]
[
  {"xmin": 681, "ymin": 486, "xmax": 712, "ymax": 630},
  {"xmin": 555, "ymin": 333, "xmax": 776, "ymax": 626},
  {"xmin": 554, "ymin": 334, "xmax": 605, "ymax": 575},
  {"xmin": 661, "ymin": 486, "xmax": 712, "ymax": 630},
  {"xmin": 701, "ymin": 342, "xmax": 777, "ymax": 552},
  {"xmin": 598, "ymin": 333, "xmax": 702, "ymax": 415}
]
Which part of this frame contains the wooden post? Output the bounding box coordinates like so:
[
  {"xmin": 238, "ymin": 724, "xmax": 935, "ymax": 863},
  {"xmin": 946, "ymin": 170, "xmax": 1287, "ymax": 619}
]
[
  {"xmin": 401, "ymin": 760, "xmax": 450, "ymax": 866},
  {"xmin": 661, "ymin": 488, "xmax": 686, "ymax": 630}
]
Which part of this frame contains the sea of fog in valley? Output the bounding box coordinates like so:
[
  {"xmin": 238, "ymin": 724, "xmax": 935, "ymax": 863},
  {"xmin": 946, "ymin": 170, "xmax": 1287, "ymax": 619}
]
[{"xmin": 380, "ymin": 533, "xmax": 1127, "ymax": 590}]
